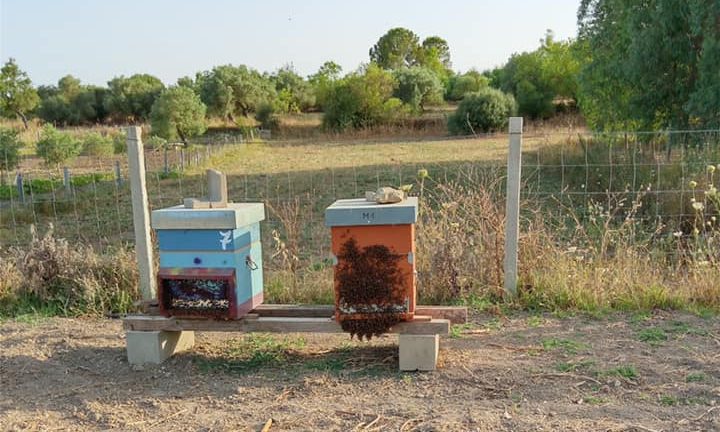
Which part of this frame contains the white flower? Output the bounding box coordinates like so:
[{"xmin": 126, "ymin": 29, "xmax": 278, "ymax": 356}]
[
  {"xmin": 692, "ymin": 202, "xmax": 705, "ymax": 211},
  {"xmin": 709, "ymin": 165, "xmax": 716, "ymax": 174},
  {"xmin": 690, "ymin": 181, "xmax": 698, "ymax": 189},
  {"xmin": 673, "ymin": 231, "xmax": 683, "ymax": 238}
]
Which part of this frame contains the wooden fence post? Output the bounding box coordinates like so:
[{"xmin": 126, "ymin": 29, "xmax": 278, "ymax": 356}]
[
  {"xmin": 504, "ymin": 117, "xmax": 523, "ymax": 297},
  {"xmin": 127, "ymin": 127, "xmax": 156, "ymax": 301}
]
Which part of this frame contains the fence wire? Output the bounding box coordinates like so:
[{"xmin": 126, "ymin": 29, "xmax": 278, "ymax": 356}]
[{"xmin": 2, "ymin": 128, "xmax": 719, "ymax": 272}]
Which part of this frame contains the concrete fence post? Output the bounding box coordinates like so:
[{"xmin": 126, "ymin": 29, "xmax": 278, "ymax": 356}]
[
  {"xmin": 504, "ymin": 117, "xmax": 523, "ymax": 297},
  {"xmin": 16, "ymin": 172, "xmax": 24, "ymax": 204},
  {"xmin": 115, "ymin": 160, "xmax": 123, "ymax": 186},
  {"xmin": 127, "ymin": 127, "xmax": 156, "ymax": 301},
  {"xmin": 63, "ymin": 167, "xmax": 71, "ymax": 193}
]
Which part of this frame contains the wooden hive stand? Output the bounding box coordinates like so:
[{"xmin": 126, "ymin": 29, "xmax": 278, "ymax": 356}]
[{"xmin": 123, "ymin": 304, "xmax": 466, "ymax": 371}]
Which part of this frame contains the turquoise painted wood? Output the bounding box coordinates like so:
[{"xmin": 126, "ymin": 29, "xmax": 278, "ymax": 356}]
[
  {"xmin": 153, "ymin": 203, "xmax": 265, "ymax": 319},
  {"xmin": 157, "ymin": 225, "xmax": 260, "ymax": 252}
]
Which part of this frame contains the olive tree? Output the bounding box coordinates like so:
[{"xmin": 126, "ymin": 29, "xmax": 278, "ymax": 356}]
[
  {"xmin": 35, "ymin": 125, "xmax": 82, "ymax": 167},
  {"xmin": 0, "ymin": 59, "xmax": 39, "ymax": 129},
  {"xmin": 150, "ymin": 86, "xmax": 207, "ymax": 144}
]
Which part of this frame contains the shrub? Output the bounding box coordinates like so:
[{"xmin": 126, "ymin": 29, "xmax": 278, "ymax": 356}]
[
  {"xmin": 447, "ymin": 88, "xmax": 517, "ymax": 135},
  {"xmin": 145, "ymin": 134, "xmax": 168, "ymax": 150},
  {"xmin": 35, "ymin": 125, "xmax": 82, "ymax": 166},
  {"xmin": 80, "ymin": 132, "xmax": 113, "ymax": 157},
  {"xmin": 322, "ymin": 63, "xmax": 403, "ymax": 131},
  {"xmin": 255, "ymin": 102, "xmax": 280, "ymax": 130},
  {"xmin": 112, "ymin": 130, "xmax": 126, "ymax": 154}
]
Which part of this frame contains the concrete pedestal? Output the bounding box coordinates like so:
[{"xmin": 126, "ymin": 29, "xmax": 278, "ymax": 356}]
[
  {"xmin": 126, "ymin": 330, "xmax": 195, "ymax": 365},
  {"xmin": 399, "ymin": 334, "xmax": 439, "ymax": 371}
]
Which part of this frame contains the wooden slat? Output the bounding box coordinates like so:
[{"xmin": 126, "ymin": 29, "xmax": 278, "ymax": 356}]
[
  {"xmin": 251, "ymin": 304, "xmax": 467, "ymax": 324},
  {"xmin": 123, "ymin": 315, "xmax": 450, "ymax": 335}
]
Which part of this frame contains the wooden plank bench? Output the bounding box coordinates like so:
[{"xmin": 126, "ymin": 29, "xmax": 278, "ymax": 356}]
[{"xmin": 123, "ymin": 304, "xmax": 466, "ymax": 371}]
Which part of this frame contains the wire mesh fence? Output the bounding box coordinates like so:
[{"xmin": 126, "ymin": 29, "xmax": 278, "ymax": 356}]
[{"xmin": 2, "ymin": 127, "xmax": 720, "ymax": 303}]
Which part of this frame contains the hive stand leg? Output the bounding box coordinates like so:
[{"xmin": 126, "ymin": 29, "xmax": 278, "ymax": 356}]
[
  {"xmin": 126, "ymin": 331, "xmax": 195, "ymax": 365},
  {"xmin": 398, "ymin": 334, "xmax": 439, "ymax": 371}
]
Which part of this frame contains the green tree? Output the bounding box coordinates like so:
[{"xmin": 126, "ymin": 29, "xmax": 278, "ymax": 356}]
[
  {"xmin": 104, "ymin": 74, "xmax": 165, "ymax": 122},
  {"xmin": 150, "ymin": 86, "xmax": 207, "ymax": 144},
  {"xmin": 369, "ymin": 28, "xmax": 421, "ymax": 69},
  {"xmin": 576, "ymin": 0, "xmax": 720, "ymax": 130},
  {"xmin": 37, "ymin": 75, "xmax": 108, "ymax": 125},
  {"xmin": 393, "ymin": 66, "xmax": 444, "ymax": 112},
  {"xmin": 418, "ymin": 36, "xmax": 453, "ymax": 81},
  {"xmin": 446, "ymin": 70, "xmax": 489, "ymax": 101},
  {"xmin": 35, "ymin": 125, "xmax": 82, "ymax": 167},
  {"xmin": 195, "ymin": 65, "xmax": 276, "ymax": 121},
  {"xmin": 80, "ymin": 132, "xmax": 114, "ymax": 157},
  {"xmin": 308, "ymin": 61, "xmax": 343, "ymax": 110},
  {"xmin": 447, "ymin": 88, "xmax": 517, "ymax": 135},
  {"xmin": 0, "ymin": 127, "xmax": 22, "ymax": 184},
  {"xmin": 323, "ymin": 63, "xmax": 405, "ymax": 130},
  {"xmin": 272, "ymin": 65, "xmax": 315, "ymax": 113},
  {"xmin": 0, "ymin": 59, "xmax": 40, "ymax": 129}
]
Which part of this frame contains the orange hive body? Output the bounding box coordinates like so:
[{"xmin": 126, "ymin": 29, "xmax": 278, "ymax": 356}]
[
  {"xmin": 325, "ymin": 197, "xmax": 419, "ymax": 334},
  {"xmin": 330, "ymin": 224, "xmax": 416, "ymax": 321}
]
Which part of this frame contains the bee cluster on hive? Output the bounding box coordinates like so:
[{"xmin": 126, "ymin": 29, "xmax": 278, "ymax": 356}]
[{"xmin": 335, "ymin": 238, "xmax": 407, "ymax": 340}]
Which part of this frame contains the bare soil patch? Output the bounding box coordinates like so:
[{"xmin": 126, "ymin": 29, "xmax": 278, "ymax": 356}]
[{"xmin": 1, "ymin": 311, "xmax": 719, "ymax": 431}]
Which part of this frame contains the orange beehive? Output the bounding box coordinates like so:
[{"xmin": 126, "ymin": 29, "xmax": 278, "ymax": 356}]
[{"xmin": 325, "ymin": 197, "xmax": 419, "ymax": 338}]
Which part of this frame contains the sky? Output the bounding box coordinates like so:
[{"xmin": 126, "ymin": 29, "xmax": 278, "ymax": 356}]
[{"xmin": 0, "ymin": 0, "xmax": 580, "ymax": 86}]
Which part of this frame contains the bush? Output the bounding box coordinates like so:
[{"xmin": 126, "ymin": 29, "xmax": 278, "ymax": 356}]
[
  {"xmin": 112, "ymin": 130, "xmax": 127, "ymax": 154},
  {"xmin": 35, "ymin": 125, "xmax": 82, "ymax": 166},
  {"xmin": 447, "ymin": 88, "xmax": 517, "ymax": 135},
  {"xmin": 323, "ymin": 63, "xmax": 406, "ymax": 131},
  {"xmin": 80, "ymin": 132, "xmax": 113, "ymax": 157},
  {"xmin": 255, "ymin": 102, "xmax": 280, "ymax": 130},
  {"xmin": 145, "ymin": 134, "xmax": 168, "ymax": 150}
]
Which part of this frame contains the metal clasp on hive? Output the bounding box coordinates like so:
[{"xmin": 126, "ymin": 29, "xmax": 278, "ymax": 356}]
[{"xmin": 245, "ymin": 255, "xmax": 259, "ymax": 270}]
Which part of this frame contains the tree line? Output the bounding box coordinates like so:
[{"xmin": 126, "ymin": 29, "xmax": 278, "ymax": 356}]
[{"xmin": 2, "ymin": 0, "xmax": 719, "ymax": 151}]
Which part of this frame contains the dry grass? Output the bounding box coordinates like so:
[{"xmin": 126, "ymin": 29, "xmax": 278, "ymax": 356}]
[{"xmin": 1, "ymin": 225, "xmax": 139, "ymax": 316}]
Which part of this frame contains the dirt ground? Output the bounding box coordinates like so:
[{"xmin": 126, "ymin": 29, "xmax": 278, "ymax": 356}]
[{"xmin": 2, "ymin": 311, "xmax": 719, "ymax": 432}]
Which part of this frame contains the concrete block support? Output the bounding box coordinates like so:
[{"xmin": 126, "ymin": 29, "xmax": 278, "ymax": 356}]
[
  {"xmin": 126, "ymin": 330, "xmax": 195, "ymax": 365},
  {"xmin": 399, "ymin": 334, "xmax": 439, "ymax": 371}
]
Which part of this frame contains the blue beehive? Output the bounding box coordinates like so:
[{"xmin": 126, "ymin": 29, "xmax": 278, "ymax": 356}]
[{"xmin": 151, "ymin": 203, "xmax": 265, "ymax": 319}]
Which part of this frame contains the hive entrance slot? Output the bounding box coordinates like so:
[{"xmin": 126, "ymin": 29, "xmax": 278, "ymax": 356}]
[{"xmin": 159, "ymin": 273, "xmax": 234, "ymax": 318}]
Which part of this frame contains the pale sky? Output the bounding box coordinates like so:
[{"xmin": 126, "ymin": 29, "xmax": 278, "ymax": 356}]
[{"xmin": 0, "ymin": 0, "xmax": 580, "ymax": 86}]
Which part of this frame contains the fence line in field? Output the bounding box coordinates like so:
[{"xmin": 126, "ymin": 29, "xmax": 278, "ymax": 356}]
[{"xmin": 3, "ymin": 124, "xmax": 720, "ymax": 297}]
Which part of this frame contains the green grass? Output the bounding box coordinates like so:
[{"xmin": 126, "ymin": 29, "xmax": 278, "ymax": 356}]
[
  {"xmin": 686, "ymin": 372, "xmax": 707, "ymax": 383},
  {"xmin": 583, "ymin": 395, "xmax": 606, "ymax": 405},
  {"xmin": 555, "ymin": 360, "xmax": 595, "ymax": 373},
  {"xmin": 526, "ymin": 315, "xmax": 545, "ymax": 327},
  {"xmin": 659, "ymin": 395, "xmax": 679, "ymax": 406},
  {"xmin": 541, "ymin": 338, "xmax": 589, "ymax": 355},
  {"xmin": 197, "ymin": 334, "xmax": 307, "ymax": 373},
  {"xmin": 637, "ymin": 327, "xmax": 668, "ymax": 345},
  {"xmin": 601, "ymin": 365, "xmax": 639, "ymax": 379},
  {"xmin": 450, "ymin": 323, "xmax": 475, "ymax": 339}
]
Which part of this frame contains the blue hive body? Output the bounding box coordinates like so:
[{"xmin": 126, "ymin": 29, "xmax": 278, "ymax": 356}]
[{"xmin": 152, "ymin": 203, "xmax": 265, "ymax": 319}]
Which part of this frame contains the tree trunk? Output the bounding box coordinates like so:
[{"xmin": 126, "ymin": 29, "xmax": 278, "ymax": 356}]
[
  {"xmin": 177, "ymin": 128, "xmax": 188, "ymax": 146},
  {"xmin": 16, "ymin": 111, "xmax": 29, "ymax": 130}
]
